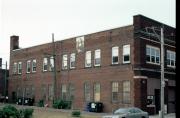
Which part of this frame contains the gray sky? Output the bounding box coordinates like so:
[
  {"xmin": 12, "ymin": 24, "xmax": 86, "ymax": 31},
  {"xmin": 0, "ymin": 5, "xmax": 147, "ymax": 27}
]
[{"xmin": 0, "ymin": 0, "xmax": 176, "ymax": 68}]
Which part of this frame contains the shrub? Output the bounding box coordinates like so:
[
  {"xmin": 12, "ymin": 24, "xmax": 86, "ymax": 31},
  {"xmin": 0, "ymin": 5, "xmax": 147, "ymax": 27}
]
[
  {"xmin": 71, "ymin": 110, "xmax": 81, "ymax": 117},
  {"xmin": 53, "ymin": 100, "xmax": 72, "ymax": 109},
  {"xmin": 38, "ymin": 99, "xmax": 44, "ymax": 107},
  {"xmin": 20, "ymin": 109, "xmax": 34, "ymax": 118},
  {"xmin": 2, "ymin": 105, "xmax": 20, "ymax": 118}
]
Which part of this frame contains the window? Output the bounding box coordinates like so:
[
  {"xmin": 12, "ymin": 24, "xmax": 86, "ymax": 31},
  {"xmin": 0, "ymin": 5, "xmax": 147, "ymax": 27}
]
[
  {"xmin": 84, "ymin": 82, "xmax": 91, "ymax": 102},
  {"xmin": 70, "ymin": 53, "xmax": 76, "ymax": 69},
  {"xmin": 13, "ymin": 62, "xmax": 17, "ymax": 74},
  {"xmin": 18, "ymin": 62, "xmax": 22, "ymax": 74},
  {"xmin": 43, "ymin": 58, "xmax": 48, "ymax": 71},
  {"xmin": 112, "ymin": 82, "xmax": 119, "ymax": 102},
  {"xmin": 62, "ymin": 84, "xmax": 67, "ymax": 100},
  {"xmin": 167, "ymin": 50, "xmax": 176, "ymax": 67},
  {"xmin": 94, "ymin": 49, "xmax": 101, "ymax": 66},
  {"xmin": 94, "ymin": 83, "xmax": 100, "ymax": 102},
  {"xmin": 69, "ymin": 83, "xmax": 75, "ymax": 100},
  {"xmin": 112, "ymin": 47, "xmax": 119, "ymax": 64},
  {"xmin": 32, "ymin": 59, "xmax": 36, "ymax": 72},
  {"xmin": 62, "ymin": 55, "xmax": 68, "ymax": 69},
  {"xmin": 49, "ymin": 56, "xmax": 54, "ymax": 71},
  {"xmin": 48, "ymin": 84, "xmax": 53, "ymax": 100},
  {"xmin": 123, "ymin": 45, "xmax": 130, "ymax": 63},
  {"xmin": 41, "ymin": 85, "xmax": 47, "ymax": 101},
  {"xmin": 76, "ymin": 36, "xmax": 84, "ymax": 53},
  {"xmin": 146, "ymin": 45, "xmax": 160, "ymax": 64},
  {"xmin": 85, "ymin": 51, "xmax": 91, "ymax": 67},
  {"xmin": 26, "ymin": 60, "xmax": 31, "ymax": 73},
  {"xmin": 123, "ymin": 81, "xmax": 131, "ymax": 103}
]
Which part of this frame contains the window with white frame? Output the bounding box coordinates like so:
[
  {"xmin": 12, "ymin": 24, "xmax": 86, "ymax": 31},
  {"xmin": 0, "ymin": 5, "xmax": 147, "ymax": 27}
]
[
  {"xmin": 123, "ymin": 45, "xmax": 130, "ymax": 63},
  {"xmin": 43, "ymin": 58, "xmax": 48, "ymax": 71},
  {"xmin": 13, "ymin": 62, "xmax": 17, "ymax": 74},
  {"xmin": 61, "ymin": 84, "xmax": 67, "ymax": 100},
  {"xmin": 146, "ymin": 45, "xmax": 160, "ymax": 64},
  {"xmin": 76, "ymin": 36, "xmax": 84, "ymax": 53},
  {"xmin": 85, "ymin": 51, "xmax": 91, "ymax": 67},
  {"xmin": 112, "ymin": 46, "xmax": 119, "ymax": 64},
  {"xmin": 70, "ymin": 53, "xmax": 76, "ymax": 69},
  {"xmin": 84, "ymin": 82, "xmax": 91, "ymax": 102},
  {"xmin": 32, "ymin": 59, "xmax": 36, "ymax": 72},
  {"xmin": 167, "ymin": 50, "xmax": 176, "ymax": 67},
  {"xmin": 62, "ymin": 54, "xmax": 68, "ymax": 69},
  {"xmin": 18, "ymin": 62, "xmax": 22, "ymax": 74},
  {"xmin": 123, "ymin": 81, "xmax": 131, "ymax": 103},
  {"xmin": 49, "ymin": 56, "xmax": 54, "ymax": 71},
  {"xmin": 94, "ymin": 49, "xmax": 101, "ymax": 66},
  {"xmin": 112, "ymin": 82, "xmax": 119, "ymax": 102},
  {"xmin": 94, "ymin": 83, "xmax": 100, "ymax": 102},
  {"xmin": 26, "ymin": 60, "xmax": 31, "ymax": 73}
]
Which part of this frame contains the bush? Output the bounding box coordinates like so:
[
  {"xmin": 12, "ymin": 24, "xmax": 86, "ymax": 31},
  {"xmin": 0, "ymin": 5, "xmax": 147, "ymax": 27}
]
[
  {"xmin": 20, "ymin": 109, "xmax": 34, "ymax": 118},
  {"xmin": 38, "ymin": 99, "xmax": 44, "ymax": 107},
  {"xmin": 71, "ymin": 110, "xmax": 81, "ymax": 117},
  {"xmin": 2, "ymin": 105, "xmax": 20, "ymax": 118},
  {"xmin": 53, "ymin": 99, "xmax": 72, "ymax": 109},
  {"xmin": 0, "ymin": 105, "xmax": 34, "ymax": 118}
]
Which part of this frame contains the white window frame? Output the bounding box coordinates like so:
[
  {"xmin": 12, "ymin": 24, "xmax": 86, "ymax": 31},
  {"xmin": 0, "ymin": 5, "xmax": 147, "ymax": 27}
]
[
  {"xmin": 85, "ymin": 51, "xmax": 91, "ymax": 67},
  {"xmin": 18, "ymin": 62, "xmax": 22, "ymax": 74},
  {"xmin": 112, "ymin": 46, "xmax": 119, "ymax": 64},
  {"xmin": 43, "ymin": 57, "xmax": 48, "ymax": 72},
  {"xmin": 70, "ymin": 53, "xmax": 76, "ymax": 69},
  {"xmin": 112, "ymin": 82, "xmax": 119, "ymax": 102},
  {"xmin": 26, "ymin": 60, "xmax": 31, "ymax": 73},
  {"xmin": 94, "ymin": 49, "xmax": 101, "ymax": 66},
  {"xmin": 13, "ymin": 62, "xmax": 17, "ymax": 74},
  {"xmin": 32, "ymin": 59, "xmax": 37, "ymax": 72},
  {"xmin": 49, "ymin": 56, "xmax": 54, "ymax": 71},
  {"xmin": 146, "ymin": 45, "xmax": 160, "ymax": 65},
  {"xmin": 123, "ymin": 45, "xmax": 130, "ymax": 64},
  {"xmin": 167, "ymin": 50, "xmax": 176, "ymax": 68},
  {"xmin": 62, "ymin": 54, "xmax": 68, "ymax": 70}
]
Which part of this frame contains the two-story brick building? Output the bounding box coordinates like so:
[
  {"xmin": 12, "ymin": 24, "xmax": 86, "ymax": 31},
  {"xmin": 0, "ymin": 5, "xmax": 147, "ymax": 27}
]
[{"xmin": 8, "ymin": 14, "xmax": 176, "ymax": 113}]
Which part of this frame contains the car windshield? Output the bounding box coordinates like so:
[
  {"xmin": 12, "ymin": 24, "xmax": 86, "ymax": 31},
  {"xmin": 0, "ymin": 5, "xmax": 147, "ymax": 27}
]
[{"xmin": 114, "ymin": 108, "xmax": 129, "ymax": 114}]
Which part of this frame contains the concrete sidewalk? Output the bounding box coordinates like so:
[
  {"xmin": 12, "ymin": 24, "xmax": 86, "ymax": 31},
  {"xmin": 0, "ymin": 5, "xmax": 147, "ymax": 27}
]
[{"xmin": 149, "ymin": 113, "xmax": 176, "ymax": 118}]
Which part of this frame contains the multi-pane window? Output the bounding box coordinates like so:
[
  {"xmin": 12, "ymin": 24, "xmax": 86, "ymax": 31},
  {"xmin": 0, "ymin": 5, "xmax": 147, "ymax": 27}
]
[
  {"xmin": 146, "ymin": 45, "xmax": 160, "ymax": 64},
  {"xmin": 43, "ymin": 58, "xmax": 48, "ymax": 71},
  {"xmin": 62, "ymin": 55, "xmax": 68, "ymax": 69},
  {"xmin": 49, "ymin": 56, "xmax": 54, "ymax": 71},
  {"xmin": 112, "ymin": 46, "xmax": 119, "ymax": 64},
  {"xmin": 26, "ymin": 60, "xmax": 31, "ymax": 73},
  {"xmin": 94, "ymin": 49, "xmax": 101, "ymax": 66},
  {"xmin": 85, "ymin": 51, "xmax": 91, "ymax": 67},
  {"xmin": 18, "ymin": 62, "xmax": 22, "ymax": 74},
  {"xmin": 62, "ymin": 84, "xmax": 67, "ymax": 100},
  {"xmin": 32, "ymin": 59, "xmax": 36, "ymax": 72},
  {"xmin": 112, "ymin": 82, "xmax": 119, "ymax": 102},
  {"xmin": 13, "ymin": 62, "xmax": 17, "ymax": 74},
  {"xmin": 94, "ymin": 83, "xmax": 100, "ymax": 102},
  {"xmin": 41, "ymin": 85, "xmax": 47, "ymax": 101},
  {"xmin": 48, "ymin": 84, "xmax": 53, "ymax": 100},
  {"xmin": 123, "ymin": 81, "xmax": 131, "ymax": 103},
  {"xmin": 76, "ymin": 36, "xmax": 84, "ymax": 53},
  {"xmin": 123, "ymin": 45, "xmax": 130, "ymax": 63},
  {"xmin": 69, "ymin": 83, "xmax": 75, "ymax": 100},
  {"xmin": 167, "ymin": 50, "xmax": 176, "ymax": 67},
  {"xmin": 70, "ymin": 53, "xmax": 76, "ymax": 69},
  {"xmin": 84, "ymin": 82, "xmax": 91, "ymax": 102}
]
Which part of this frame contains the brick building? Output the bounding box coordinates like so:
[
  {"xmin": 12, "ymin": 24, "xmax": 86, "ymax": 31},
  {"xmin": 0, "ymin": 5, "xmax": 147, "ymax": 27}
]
[{"xmin": 8, "ymin": 15, "xmax": 176, "ymax": 113}]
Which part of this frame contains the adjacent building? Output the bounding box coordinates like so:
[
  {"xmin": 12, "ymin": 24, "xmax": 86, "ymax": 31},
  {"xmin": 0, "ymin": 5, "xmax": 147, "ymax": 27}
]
[{"xmin": 8, "ymin": 15, "xmax": 176, "ymax": 113}]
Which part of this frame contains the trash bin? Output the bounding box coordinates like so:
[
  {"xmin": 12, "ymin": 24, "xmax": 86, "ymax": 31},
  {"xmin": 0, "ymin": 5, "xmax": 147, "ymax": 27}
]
[
  {"xmin": 17, "ymin": 98, "xmax": 23, "ymax": 105},
  {"xmin": 88, "ymin": 102, "xmax": 103, "ymax": 113},
  {"xmin": 96, "ymin": 102, "xmax": 103, "ymax": 112}
]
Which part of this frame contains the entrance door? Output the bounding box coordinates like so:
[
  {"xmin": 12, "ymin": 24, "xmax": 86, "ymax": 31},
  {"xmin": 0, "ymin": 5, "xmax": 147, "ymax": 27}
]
[{"xmin": 155, "ymin": 89, "xmax": 160, "ymax": 114}]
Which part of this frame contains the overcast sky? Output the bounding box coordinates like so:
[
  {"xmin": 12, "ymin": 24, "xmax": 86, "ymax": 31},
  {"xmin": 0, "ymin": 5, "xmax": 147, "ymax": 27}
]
[{"xmin": 0, "ymin": 0, "xmax": 176, "ymax": 68}]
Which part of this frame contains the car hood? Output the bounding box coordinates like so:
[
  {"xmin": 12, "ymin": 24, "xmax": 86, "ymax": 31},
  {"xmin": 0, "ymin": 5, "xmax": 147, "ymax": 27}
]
[{"xmin": 102, "ymin": 114, "xmax": 126, "ymax": 118}]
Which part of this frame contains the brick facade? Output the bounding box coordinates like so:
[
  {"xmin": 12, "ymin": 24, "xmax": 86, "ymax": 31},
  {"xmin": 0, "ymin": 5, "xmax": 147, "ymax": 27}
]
[{"xmin": 8, "ymin": 15, "xmax": 176, "ymax": 113}]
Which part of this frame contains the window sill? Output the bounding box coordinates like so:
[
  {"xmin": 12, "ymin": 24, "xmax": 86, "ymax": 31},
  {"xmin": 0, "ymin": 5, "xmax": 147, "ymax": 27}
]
[{"xmin": 146, "ymin": 62, "xmax": 160, "ymax": 65}]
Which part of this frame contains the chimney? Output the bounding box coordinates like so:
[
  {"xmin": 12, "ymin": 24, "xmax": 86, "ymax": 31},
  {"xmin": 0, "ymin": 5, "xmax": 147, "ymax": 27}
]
[
  {"xmin": 10, "ymin": 35, "xmax": 19, "ymax": 50},
  {"xmin": 0, "ymin": 58, "xmax": 2, "ymax": 69}
]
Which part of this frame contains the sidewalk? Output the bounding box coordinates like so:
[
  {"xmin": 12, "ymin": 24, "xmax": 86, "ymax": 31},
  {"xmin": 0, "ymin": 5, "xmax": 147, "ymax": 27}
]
[{"xmin": 149, "ymin": 113, "xmax": 176, "ymax": 118}]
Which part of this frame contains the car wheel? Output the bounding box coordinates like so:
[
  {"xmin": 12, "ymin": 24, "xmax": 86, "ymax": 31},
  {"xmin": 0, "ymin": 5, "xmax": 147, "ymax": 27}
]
[
  {"xmin": 122, "ymin": 117, "xmax": 126, "ymax": 118},
  {"xmin": 142, "ymin": 116, "xmax": 145, "ymax": 118}
]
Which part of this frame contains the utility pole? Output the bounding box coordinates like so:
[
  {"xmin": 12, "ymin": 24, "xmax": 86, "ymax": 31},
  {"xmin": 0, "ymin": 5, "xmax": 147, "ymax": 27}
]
[
  {"xmin": 52, "ymin": 33, "xmax": 57, "ymax": 102},
  {"xmin": 160, "ymin": 27, "xmax": 165, "ymax": 118}
]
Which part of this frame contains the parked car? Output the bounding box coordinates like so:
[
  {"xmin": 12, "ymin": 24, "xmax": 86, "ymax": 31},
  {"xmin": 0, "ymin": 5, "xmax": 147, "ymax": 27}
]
[{"xmin": 102, "ymin": 107, "xmax": 149, "ymax": 118}]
